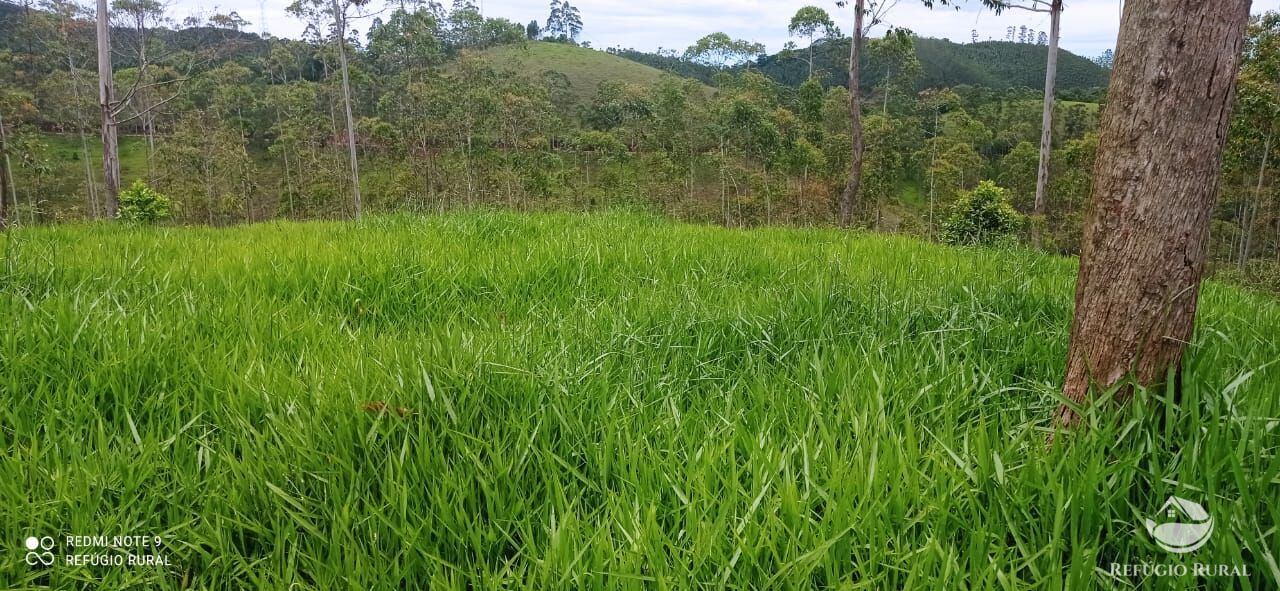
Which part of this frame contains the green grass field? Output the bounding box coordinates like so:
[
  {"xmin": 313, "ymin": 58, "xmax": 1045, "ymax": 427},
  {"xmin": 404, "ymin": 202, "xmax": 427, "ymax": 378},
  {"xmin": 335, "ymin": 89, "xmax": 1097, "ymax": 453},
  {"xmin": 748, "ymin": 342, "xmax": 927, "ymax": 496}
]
[
  {"xmin": 2, "ymin": 212, "xmax": 1278, "ymax": 589},
  {"xmin": 36, "ymin": 134, "xmax": 150, "ymax": 184}
]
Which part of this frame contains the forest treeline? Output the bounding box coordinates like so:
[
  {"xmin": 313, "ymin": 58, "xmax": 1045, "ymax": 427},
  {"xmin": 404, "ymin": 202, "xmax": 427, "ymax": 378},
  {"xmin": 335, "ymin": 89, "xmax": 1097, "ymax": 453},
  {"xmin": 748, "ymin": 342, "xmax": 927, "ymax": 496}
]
[
  {"xmin": 605, "ymin": 36, "xmax": 1109, "ymax": 94},
  {"xmin": 0, "ymin": 0, "xmax": 1276, "ymax": 291},
  {"xmin": 756, "ymin": 37, "xmax": 1110, "ymax": 96}
]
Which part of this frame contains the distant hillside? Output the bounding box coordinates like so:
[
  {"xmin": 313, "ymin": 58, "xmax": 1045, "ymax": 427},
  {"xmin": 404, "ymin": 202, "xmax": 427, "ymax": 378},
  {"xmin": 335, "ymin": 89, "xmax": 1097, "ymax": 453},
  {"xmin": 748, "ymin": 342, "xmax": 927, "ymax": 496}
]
[
  {"xmin": 755, "ymin": 36, "xmax": 1110, "ymax": 92},
  {"xmin": 603, "ymin": 47, "xmax": 720, "ymax": 85},
  {"xmin": 0, "ymin": 0, "xmax": 270, "ymax": 71},
  {"xmin": 476, "ymin": 42, "xmax": 714, "ymax": 106}
]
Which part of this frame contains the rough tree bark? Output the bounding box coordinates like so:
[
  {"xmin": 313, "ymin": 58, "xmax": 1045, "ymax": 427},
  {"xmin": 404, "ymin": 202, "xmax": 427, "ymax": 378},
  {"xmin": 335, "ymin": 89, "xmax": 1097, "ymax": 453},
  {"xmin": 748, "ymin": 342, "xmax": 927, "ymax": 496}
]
[
  {"xmin": 1033, "ymin": 0, "xmax": 1062, "ymax": 216},
  {"xmin": 96, "ymin": 0, "xmax": 120, "ymax": 217},
  {"xmin": 837, "ymin": 0, "xmax": 865, "ymax": 227},
  {"xmin": 1054, "ymin": 0, "xmax": 1253, "ymax": 430}
]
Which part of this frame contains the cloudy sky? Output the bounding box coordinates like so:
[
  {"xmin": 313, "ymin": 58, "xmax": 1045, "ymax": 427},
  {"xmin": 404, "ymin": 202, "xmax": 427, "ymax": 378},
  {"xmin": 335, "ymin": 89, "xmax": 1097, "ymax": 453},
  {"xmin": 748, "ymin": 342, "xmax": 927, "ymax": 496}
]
[{"xmin": 188, "ymin": 0, "xmax": 1280, "ymax": 60}]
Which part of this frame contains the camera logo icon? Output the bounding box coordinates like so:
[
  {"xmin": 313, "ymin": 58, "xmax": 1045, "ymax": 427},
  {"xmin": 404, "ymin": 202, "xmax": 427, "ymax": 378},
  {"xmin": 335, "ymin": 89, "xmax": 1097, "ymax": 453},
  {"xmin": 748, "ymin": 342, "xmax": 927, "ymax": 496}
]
[
  {"xmin": 1143, "ymin": 496, "xmax": 1214, "ymax": 554},
  {"xmin": 24, "ymin": 536, "xmax": 55, "ymax": 566}
]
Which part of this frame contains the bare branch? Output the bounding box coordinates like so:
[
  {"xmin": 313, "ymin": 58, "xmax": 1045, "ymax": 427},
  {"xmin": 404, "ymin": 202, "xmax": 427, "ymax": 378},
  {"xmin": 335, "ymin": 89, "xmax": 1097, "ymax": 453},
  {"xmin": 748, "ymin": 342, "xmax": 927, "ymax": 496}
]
[
  {"xmin": 867, "ymin": 0, "xmax": 901, "ymax": 31},
  {"xmin": 1003, "ymin": 5, "xmax": 1052, "ymax": 13},
  {"xmin": 114, "ymin": 87, "xmax": 184, "ymax": 124},
  {"xmin": 1001, "ymin": 1, "xmax": 1053, "ymax": 14}
]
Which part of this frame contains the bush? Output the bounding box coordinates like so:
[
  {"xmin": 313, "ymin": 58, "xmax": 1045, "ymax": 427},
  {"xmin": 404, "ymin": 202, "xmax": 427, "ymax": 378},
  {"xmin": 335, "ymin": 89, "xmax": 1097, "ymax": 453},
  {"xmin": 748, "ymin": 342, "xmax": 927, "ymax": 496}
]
[
  {"xmin": 942, "ymin": 180, "xmax": 1022, "ymax": 246},
  {"xmin": 118, "ymin": 180, "xmax": 171, "ymax": 223}
]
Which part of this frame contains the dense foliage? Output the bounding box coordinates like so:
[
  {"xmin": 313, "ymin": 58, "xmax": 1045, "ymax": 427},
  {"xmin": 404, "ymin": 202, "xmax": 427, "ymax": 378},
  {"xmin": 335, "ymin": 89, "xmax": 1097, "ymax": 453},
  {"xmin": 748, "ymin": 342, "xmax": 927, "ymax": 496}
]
[
  {"xmin": 755, "ymin": 36, "xmax": 1111, "ymax": 93},
  {"xmin": 0, "ymin": 1, "xmax": 1275, "ymax": 290},
  {"xmin": 117, "ymin": 179, "xmax": 170, "ymax": 222},
  {"xmin": 942, "ymin": 180, "xmax": 1021, "ymax": 246}
]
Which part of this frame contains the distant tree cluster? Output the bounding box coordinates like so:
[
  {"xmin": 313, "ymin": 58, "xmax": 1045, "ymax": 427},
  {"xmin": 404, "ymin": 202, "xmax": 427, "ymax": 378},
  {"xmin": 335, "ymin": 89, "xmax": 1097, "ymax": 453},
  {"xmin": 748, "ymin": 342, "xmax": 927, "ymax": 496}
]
[
  {"xmin": 1002, "ymin": 25, "xmax": 1049, "ymax": 45},
  {"xmin": 683, "ymin": 32, "xmax": 765, "ymax": 69},
  {"xmin": 1091, "ymin": 49, "xmax": 1114, "ymax": 69},
  {"xmin": 542, "ymin": 0, "xmax": 582, "ymax": 42}
]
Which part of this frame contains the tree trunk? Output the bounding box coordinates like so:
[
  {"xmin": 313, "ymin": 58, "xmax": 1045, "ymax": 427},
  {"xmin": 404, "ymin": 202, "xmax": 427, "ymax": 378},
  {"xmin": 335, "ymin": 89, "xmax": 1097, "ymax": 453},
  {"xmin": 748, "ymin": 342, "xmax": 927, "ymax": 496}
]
[
  {"xmin": 97, "ymin": 0, "xmax": 120, "ymax": 217},
  {"xmin": 838, "ymin": 0, "xmax": 865, "ymax": 227},
  {"xmin": 882, "ymin": 66, "xmax": 890, "ymax": 115},
  {"xmin": 138, "ymin": 22, "xmax": 155, "ymax": 180},
  {"xmin": 1054, "ymin": 0, "xmax": 1252, "ymax": 430},
  {"xmin": 332, "ymin": 0, "xmax": 363, "ymax": 220},
  {"xmin": 0, "ymin": 111, "xmax": 8, "ymax": 230},
  {"xmin": 64, "ymin": 50, "xmax": 100, "ymax": 219},
  {"xmin": 75, "ymin": 129, "xmax": 97, "ymax": 217},
  {"xmin": 719, "ymin": 134, "xmax": 728, "ymax": 226},
  {"xmin": 1033, "ymin": 0, "xmax": 1062, "ymax": 216},
  {"xmin": 928, "ymin": 107, "xmax": 939, "ymax": 239},
  {"xmin": 1241, "ymin": 132, "xmax": 1271, "ymax": 269}
]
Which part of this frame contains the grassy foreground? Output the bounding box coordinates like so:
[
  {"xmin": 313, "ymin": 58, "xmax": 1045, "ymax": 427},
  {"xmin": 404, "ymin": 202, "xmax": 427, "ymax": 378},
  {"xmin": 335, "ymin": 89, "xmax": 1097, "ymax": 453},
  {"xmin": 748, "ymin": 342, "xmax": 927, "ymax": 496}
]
[{"xmin": 1, "ymin": 212, "xmax": 1278, "ymax": 589}]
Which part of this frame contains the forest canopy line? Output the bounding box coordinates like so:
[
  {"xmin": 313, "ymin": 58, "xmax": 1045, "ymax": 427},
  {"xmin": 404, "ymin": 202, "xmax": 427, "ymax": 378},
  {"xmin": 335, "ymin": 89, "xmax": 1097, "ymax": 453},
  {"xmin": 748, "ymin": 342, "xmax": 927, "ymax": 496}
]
[
  {"xmin": 0, "ymin": 0, "xmax": 1276, "ymax": 292},
  {"xmin": 4, "ymin": 1, "xmax": 1280, "ymax": 587}
]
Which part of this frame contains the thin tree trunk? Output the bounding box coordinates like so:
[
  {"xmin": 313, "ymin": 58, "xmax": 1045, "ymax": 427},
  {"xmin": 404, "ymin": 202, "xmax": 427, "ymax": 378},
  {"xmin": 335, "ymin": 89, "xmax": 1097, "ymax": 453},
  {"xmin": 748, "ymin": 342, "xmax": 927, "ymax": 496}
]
[
  {"xmin": 63, "ymin": 36, "xmax": 100, "ymax": 218},
  {"xmin": 465, "ymin": 132, "xmax": 474, "ymax": 206},
  {"xmin": 838, "ymin": 0, "xmax": 865, "ymax": 227},
  {"xmin": 332, "ymin": 0, "xmax": 363, "ymax": 220},
  {"xmin": 928, "ymin": 107, "xmax": 939, "ymax": 239},
  {"xmin": 145, "ymin": 110, "xmax": 155, "ymax": 178},
  {"xmin": 882, "ymin": 66, "xmax": 891, "ymax": 115},
  {"xmin": 719, "ymin": 134, "xmax": 728, "ymax": 226},
  {"xmin": 801, "ymin": 165, "xmax": 808, "ymax": 213},
  {"xmin": 1033, "ymin": 0, "xmax": 1062, "ymax": 217},
  {"xmin": 97, "ymin": 0, "xmax": 120, "ymax": 217},
  {"xmin": 764, "ymin": 164, "xmax": 772, "ymax": 225},
  {"xmin": 0, "ymin": 109, "xmax": 16, "ymax": 227},
  {"xmin": 0, "ymin": 111, "xmax": 8, "ymax": 230},
  {"xmin": 1241, "ymin": 132, "xmax": 1271, "ymax": 269},
  {"xmin": 79, "ymin": 131, "xmax": 98, "ymax": 218},
  {"xmin": 1054, "ymin": 0, "xmax": 1251, "ymax": 431},
  {"xmin": 138, "ymin": 22, "xmax": 155, "ymax": 179}
]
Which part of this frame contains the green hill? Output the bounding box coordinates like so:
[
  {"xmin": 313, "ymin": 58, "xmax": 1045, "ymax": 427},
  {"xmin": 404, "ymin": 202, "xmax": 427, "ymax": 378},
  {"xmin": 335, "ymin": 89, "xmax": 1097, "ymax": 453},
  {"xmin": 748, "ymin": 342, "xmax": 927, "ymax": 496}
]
[
  {"xmin": 476, "ymin": 42, "xmax": 714, "ymax": 105},
  {"xmin": 755, "ymin": 36, "xmax": 1110, "ymax": 92}
]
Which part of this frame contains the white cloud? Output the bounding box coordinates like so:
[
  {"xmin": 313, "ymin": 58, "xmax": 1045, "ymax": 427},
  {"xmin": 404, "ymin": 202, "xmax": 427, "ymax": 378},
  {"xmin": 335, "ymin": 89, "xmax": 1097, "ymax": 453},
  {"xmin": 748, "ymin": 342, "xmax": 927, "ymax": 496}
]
[{"xmin": 174, "ymin": 0, "xmax": 1280, "ymax": 61}]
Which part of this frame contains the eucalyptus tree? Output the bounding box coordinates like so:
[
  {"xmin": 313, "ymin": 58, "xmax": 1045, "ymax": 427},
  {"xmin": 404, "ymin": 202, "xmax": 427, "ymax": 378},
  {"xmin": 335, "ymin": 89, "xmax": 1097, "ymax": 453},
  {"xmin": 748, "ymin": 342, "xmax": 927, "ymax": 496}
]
[
  {"xmin": 41, "ymin": 0, "xmax": 99, "ymax": 216},
  {"xmin": 1055, "ymin": 0, "xmax": 1252, "ymax": 432},
  {"xmin": 288, "ymin": 0, "xmax": 369, "ymax": 219},
  {"xmin": 995, "ymin": 0, "xmax": 1063, "ymax": 217},
  {"xmin": 866, "ymin": 28, "xmax": 921, "ymax": 114},
  {"xmin": 0, "ymin": 109, "xmax": 8, "ymax": 229},
  {"xmin": 788, "ymin": 6, "xmax": 840, "ymax": 79},
  {"xmin": 562, "ymin": 2, "xmax": 582, "ymax": 40},
  {"xmin": 111, "ymin": 0, "xmax": 166, "ymax": 170},
  {"xmin": 366, "ymin": 9, "xmax": 447, "ymax": 75},
  {"xmin": 94, "ymin": 0, "xmax": 189, "ymax": 217},
  {"xmin": 95, "ymin": 0, "xmax": 120, "ymax": 216},
  {"xmin": 544, "ymin": 0, "xmax": 582, "ymax": 40},
  {"xmin": 833, "ymin": 0, "xmax": 1003, "ymax": 227},
  {"xmin": 684, "ymin": 33, "xmax": 765, "ymax": 70},
  {"xmin": 1225, "ymin": 12, "xmax": 1280, "ymax": 268}
]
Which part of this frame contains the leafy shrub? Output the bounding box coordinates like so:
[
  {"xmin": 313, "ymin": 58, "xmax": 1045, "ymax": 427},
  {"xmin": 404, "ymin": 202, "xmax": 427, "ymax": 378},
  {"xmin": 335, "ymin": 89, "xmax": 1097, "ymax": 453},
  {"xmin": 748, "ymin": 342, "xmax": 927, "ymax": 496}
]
[
  {"xmin": 942, "ymin": 180, "xmax": 1022, "ymax": 246},
  {"xmin": 118, "ymin": 180, "xmax": 171, "ymax": 223}
]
